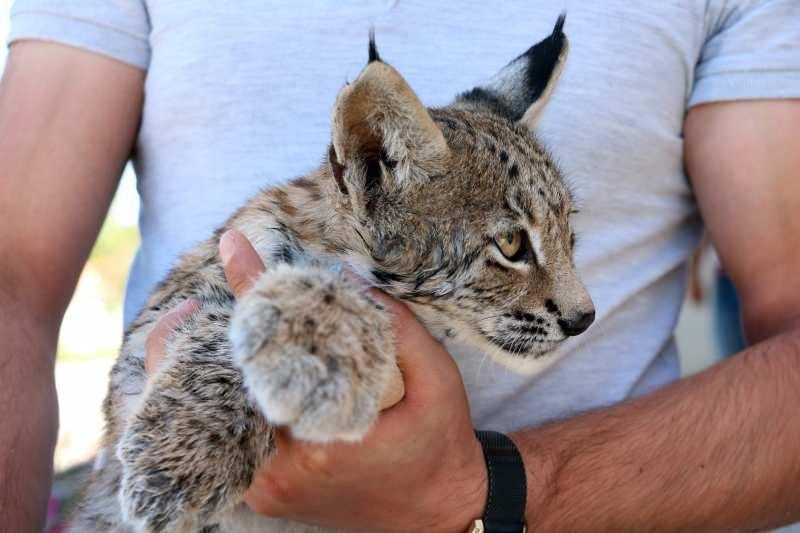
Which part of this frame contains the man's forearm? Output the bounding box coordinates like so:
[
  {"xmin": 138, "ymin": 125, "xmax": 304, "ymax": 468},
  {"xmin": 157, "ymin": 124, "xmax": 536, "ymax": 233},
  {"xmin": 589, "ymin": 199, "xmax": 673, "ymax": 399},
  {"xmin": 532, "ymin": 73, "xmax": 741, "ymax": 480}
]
[
  {"xmin": 0, "ymin": 297, "xmax": 60, "ymax": 532},
  {"xmin": 513, "ymin": 328, "xmax": 800, "ymax": 532}
]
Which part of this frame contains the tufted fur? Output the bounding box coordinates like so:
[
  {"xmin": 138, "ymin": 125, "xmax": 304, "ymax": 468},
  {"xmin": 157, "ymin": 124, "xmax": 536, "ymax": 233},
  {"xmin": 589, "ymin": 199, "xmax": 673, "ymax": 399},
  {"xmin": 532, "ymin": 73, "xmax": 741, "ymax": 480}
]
[{"xmin": 71, "ymin": 15, "xmax": 593, "ymax": 532}]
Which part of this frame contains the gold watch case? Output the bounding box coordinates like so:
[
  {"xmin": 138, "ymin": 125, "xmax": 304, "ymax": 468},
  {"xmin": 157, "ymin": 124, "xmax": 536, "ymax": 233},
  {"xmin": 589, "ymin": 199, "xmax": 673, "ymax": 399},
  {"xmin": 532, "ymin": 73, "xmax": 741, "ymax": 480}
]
[
  {"xmin": 468, "ymin": 520, "xmax": 526, "ymax": 533},
  {"xmin": 468, "ymin": 520, "xmax": 485, "ymax": 533}
]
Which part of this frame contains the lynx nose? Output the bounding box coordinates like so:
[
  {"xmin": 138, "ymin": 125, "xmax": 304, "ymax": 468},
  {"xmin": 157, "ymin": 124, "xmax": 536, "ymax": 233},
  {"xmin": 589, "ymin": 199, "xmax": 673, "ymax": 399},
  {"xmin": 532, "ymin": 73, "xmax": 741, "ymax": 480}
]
[{"xmin": 558, "ymin": 310, "xmax": 595, "ymax": 337}]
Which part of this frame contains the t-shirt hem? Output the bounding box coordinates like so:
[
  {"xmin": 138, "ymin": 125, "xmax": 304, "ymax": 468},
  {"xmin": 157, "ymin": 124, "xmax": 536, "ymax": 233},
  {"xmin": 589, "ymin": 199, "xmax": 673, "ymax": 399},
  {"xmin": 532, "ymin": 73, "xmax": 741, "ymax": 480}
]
[
  {"xmin": 7, "ymin": 10, "xmax": 150, "ymax": 70},
  {"xmin": 689, "ymin": 69, "xmax": 800, "ymax": 108}
]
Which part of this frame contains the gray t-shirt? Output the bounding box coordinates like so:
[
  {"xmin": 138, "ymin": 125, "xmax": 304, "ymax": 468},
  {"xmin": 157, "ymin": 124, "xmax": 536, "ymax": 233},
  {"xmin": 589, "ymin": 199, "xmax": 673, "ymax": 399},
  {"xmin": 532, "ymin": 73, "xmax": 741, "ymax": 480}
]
[{"xmin": 9, "ymin": 1, "xmax": 800, "ymax": 431}]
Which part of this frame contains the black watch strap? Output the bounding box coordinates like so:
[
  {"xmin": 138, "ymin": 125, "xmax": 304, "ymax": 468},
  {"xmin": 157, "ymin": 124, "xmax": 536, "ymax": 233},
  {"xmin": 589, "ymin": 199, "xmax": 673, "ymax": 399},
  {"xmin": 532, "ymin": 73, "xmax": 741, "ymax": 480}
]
[{"xmin": 475, "ymin": 430, "xmax": 527, "ymax": 533}]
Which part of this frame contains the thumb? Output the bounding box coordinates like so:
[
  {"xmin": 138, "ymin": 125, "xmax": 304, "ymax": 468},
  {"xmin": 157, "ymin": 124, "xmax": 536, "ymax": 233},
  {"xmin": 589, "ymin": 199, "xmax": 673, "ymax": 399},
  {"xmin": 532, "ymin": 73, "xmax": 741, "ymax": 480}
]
[{"xmin": 219, "ymin": 229, "xmax": 267, "ymax": 299}]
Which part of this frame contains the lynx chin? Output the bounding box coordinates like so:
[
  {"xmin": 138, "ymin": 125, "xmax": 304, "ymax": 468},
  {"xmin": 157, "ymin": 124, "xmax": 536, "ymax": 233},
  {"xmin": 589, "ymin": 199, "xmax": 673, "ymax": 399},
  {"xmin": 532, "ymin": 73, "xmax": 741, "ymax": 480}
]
[{"xmin": 73, "ymin": 14, "xmax": 594, "ymax": 533}]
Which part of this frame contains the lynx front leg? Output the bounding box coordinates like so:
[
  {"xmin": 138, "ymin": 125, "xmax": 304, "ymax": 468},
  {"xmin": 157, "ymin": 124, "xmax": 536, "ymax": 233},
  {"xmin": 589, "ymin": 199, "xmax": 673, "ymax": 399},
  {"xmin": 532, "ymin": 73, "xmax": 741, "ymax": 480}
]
[
  {"xmin": 230, "ymin": 265, "xmax": 396, "ymax": 443},
  {"xmin": 117, "ymin": 306, "xmax": 272, "ymax": 533}
]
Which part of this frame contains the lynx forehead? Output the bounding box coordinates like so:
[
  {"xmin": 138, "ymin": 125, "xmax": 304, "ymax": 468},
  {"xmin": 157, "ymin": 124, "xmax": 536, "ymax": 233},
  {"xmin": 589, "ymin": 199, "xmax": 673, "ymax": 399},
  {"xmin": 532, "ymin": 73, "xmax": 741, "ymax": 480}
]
[{"xmin": 73, "ymin": 15, "xmax": 595, "ymax": 532}]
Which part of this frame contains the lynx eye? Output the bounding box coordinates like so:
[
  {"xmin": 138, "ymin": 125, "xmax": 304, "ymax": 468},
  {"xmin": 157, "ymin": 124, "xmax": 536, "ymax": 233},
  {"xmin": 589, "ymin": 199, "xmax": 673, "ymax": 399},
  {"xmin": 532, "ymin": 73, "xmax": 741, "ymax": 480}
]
[{"xmin": 494, "ymin": 229, "xmax": 528, "ymax": 262}]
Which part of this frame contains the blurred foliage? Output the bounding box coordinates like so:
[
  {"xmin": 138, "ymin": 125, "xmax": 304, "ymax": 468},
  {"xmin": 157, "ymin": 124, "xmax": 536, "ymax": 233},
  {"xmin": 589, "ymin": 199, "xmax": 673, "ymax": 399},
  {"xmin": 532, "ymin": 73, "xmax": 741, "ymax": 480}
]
[
  {"xmin": 87, "ymin": 219, "xmax": 139, "ymax": 312},
  {"xmin": 56, "ymin": 200, "xmax": 139, "ymax": 362}
]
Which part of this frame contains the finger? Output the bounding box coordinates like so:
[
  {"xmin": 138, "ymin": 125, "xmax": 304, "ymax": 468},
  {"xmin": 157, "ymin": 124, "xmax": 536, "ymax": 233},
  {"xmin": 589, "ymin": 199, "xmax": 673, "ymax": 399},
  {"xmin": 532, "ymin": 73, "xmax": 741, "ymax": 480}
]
[
  {"xmin": 219, "ymin": 229, "xmax": 266, "ymax": 299},
  {"xmin": 379, "ymin": 364, "xmax": 406, "ymax": 410},
  {"xmin": 340, "ymin": 271, "xmax": 406, "ymax": 408},
  {"xmin": 343, "ymin": 270, "xmax": 455, "ymax": 403},
  {"xmin": 242, "ymin": 428, "xmax": 302, "ymax": 517},
  {"xmin": 380, "ymin": 296, "xmax": 458, "ymax": 408},
  {"xmin": 144, "ymin": 298, "xmax": 202, "ymax": 374}
]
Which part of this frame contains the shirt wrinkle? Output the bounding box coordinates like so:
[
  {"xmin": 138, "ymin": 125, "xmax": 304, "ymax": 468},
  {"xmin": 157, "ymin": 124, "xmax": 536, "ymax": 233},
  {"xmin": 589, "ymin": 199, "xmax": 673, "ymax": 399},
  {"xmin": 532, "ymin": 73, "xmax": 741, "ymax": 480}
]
[{"xmin": 10, "ymin": 8, "xmax": 149, "ymax": 42}]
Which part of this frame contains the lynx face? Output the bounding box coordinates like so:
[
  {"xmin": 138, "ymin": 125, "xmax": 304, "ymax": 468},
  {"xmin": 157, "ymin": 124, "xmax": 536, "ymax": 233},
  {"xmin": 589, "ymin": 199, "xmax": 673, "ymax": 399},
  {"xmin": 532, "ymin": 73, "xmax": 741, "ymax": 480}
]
[{"xmin": 328, "ymin": 16, "xmax": 594, "ymax": 371}]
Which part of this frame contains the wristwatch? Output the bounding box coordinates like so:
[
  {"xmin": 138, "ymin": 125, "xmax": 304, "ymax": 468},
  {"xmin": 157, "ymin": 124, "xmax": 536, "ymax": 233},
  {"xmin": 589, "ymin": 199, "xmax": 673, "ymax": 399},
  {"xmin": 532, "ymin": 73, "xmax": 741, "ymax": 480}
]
[{"xmin": 468, "ymin": 430, "xmax": 527, "ymax": 533}]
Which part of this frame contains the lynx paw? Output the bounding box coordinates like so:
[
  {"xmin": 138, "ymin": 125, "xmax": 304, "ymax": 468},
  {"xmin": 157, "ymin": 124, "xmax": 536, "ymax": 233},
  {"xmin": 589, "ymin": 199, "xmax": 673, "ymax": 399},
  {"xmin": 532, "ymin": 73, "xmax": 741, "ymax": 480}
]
[
  {"xmin": 117, "ymin": 420, "xmax": 204, "ymax": 533},
  {"xmin": 116, "ymin": 323, "xmax": 270, "ymax": 532},
  {"xmin": 230, "ymin": 265, "xmax": 395, "ymax": 442}
]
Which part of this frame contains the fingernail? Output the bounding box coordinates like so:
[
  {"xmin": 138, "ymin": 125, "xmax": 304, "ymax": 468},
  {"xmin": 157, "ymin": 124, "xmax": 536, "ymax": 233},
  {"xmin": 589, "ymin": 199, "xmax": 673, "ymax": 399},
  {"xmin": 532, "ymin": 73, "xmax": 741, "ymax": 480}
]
[{"xmin": 219, "ymin": 230, "xmax": 238, "ymax": 266}]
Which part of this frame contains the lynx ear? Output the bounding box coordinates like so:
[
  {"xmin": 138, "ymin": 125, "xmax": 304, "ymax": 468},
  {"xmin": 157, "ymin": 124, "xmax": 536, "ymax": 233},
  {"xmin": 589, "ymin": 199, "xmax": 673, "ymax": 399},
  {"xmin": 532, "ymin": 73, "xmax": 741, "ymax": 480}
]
[
  {"xmin": 457, "ymin": 14, "xmax": 568, "ymax": 130},
  {"xmin": 331, "ymin": 37, "xmax": 449, "ymax": 191}
]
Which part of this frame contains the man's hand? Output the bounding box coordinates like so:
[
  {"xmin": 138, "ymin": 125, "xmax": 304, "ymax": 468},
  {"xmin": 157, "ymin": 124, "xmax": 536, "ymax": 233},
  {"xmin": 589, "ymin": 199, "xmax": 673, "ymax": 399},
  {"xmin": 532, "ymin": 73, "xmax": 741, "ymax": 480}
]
[{"xmin": 145, "ymin": 229, "xmax": 487, "ymax": 532}]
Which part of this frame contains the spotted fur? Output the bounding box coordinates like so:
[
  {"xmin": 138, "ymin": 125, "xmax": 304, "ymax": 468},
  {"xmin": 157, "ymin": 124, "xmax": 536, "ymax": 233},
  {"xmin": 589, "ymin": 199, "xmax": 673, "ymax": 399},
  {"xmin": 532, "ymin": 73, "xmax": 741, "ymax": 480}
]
[{"xmin": 72, "ymin": 15, "xmax": 593, "ymax": 533}]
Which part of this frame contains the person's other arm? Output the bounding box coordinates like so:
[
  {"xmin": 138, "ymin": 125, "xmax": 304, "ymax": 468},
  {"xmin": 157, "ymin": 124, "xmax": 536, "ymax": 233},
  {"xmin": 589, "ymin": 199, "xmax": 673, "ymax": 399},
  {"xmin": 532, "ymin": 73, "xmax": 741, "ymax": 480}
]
[
  {"xmin": 0, "ymin": 41, "xmax": 143, "ymax": 530},
  {"xmin": 510, "ymin": 99, "xmax": 800, "ymax": 532}
]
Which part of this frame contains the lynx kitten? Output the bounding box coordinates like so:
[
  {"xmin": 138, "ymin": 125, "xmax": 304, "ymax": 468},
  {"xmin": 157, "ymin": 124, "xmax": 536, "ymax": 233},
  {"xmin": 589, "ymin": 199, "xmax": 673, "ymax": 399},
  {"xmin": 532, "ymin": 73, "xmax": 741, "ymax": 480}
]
[{"xmin": 73, "ymin": 15, "xmax": 594, "ymax": 532}]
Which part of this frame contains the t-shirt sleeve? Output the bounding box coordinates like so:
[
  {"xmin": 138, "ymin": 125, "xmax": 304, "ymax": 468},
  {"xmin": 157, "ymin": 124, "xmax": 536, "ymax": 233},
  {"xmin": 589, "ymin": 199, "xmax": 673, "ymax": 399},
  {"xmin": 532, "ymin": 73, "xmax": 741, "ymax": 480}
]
[
  {"xmin": 7, "ymin": 0, "xmax": 151, "ymax": 70},
  {"xmin": 689, "ymin": 0, "xmax": 800, "ymax": 108}
]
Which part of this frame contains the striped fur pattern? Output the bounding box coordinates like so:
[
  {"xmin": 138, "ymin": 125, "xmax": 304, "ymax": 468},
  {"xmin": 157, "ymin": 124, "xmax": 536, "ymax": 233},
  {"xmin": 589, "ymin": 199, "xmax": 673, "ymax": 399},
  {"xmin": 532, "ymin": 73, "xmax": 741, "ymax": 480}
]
[{"xmin": 72, "ymin": 16, "xmax": 593, "ymax": 532}]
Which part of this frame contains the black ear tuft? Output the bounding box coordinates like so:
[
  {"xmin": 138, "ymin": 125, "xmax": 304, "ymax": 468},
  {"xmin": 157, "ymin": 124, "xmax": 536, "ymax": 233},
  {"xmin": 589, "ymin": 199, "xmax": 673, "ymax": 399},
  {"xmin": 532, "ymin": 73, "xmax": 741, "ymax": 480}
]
[
  {"xmin": 368, "ymin": 28, "xmax": 381, "ymax": 63},
  {"xmin": 520, "ymin": 12, "xmax": 566, "ymax": 108},
  {"xmin": 552, "ymin": 12, "xmax": 566, "ymax": 40},
  {"xmin": 456, "ymin": 13, "xmax": 568, "ymax": 123}
]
